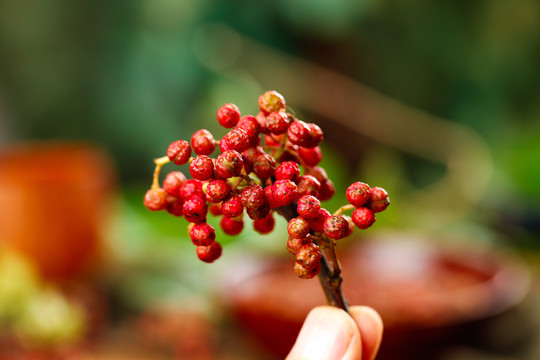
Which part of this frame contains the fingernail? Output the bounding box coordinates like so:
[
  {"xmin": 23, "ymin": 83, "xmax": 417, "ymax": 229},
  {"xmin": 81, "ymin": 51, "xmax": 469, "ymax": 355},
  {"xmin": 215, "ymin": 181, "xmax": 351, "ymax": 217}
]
[{"xmin": 289, "ymin": 307, "xmax": 354, "ymax": 360}]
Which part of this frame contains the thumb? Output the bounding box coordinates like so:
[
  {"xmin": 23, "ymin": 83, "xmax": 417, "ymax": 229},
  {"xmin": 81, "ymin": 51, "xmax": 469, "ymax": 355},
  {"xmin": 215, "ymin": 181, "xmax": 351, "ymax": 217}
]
[{"xmin": 286, "ymin": 306, "xmax": 362, "ymax": 360}]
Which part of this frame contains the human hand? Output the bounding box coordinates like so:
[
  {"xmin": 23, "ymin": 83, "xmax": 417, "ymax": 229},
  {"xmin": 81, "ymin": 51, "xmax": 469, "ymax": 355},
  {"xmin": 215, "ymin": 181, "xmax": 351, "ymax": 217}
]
[{"xmin": 286, "ymin": 305, "xmax": 383, "ymax": 360}]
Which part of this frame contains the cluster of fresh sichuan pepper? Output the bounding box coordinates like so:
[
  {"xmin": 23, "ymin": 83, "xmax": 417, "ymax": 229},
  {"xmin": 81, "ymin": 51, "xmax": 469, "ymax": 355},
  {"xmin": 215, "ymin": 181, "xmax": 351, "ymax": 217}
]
[{"xmin": 143, "ymin": 90, "xmax": 389, "ymax": 279}]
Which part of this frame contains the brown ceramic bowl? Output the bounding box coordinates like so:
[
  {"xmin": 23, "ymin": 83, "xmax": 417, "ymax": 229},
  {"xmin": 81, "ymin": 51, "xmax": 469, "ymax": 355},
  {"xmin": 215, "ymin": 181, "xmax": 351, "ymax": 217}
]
[{"xmin": 220, "ymin": 235, "xmax": 531, "ymax": 359}]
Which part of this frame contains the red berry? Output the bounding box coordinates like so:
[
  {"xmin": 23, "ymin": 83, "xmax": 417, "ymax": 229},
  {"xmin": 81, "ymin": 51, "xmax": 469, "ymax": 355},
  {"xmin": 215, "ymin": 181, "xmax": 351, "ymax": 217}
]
[
  {"xmin": 196, "ymin": 241, "xmax": 222, "ymax": 263},
  {"xmin": 205, "ymin": 179, "xmax": 231, "ymax": 203},
  {"xmin": 236, "ymin": 115, "xmax": 262, "ymax": 146},
  {"xmin": 179, "ymin": 179, "xmax": 204, "ymax": 200},
  {"xmin": 182, "ymin": 196, "xmax": 208, "ymax": 224},
  {"xmin": 287, "ymin": 120, "xmax": 311, "ymax": 146},
  {"xmin": 264, "ymin": 185, "xmax": 281, "ymax": 208},
  {"xmin": 191, "ymin": 129, "xmax": 216, "ymax": 155},
  {"xmin": 346, "ymin": 182, "xmax": 371, "ymax": 207},
  {"xmin": 209, "ymin": 203, "xmax": 222, "ymax": 216},
  {"xmin": 258, "ymin": 90, "xmax": 286, "ymax": 115},
  {"xmin": 297, "ymin": 195, "xmax": 321, "ymax": 219},
  {"xmin": 215, "ymin": 150, "xmax": 244, "ymax": 178},
  {"xmin": 264, "ymin": 133, "xmax": 284, "ymax": 147},
  {"xmin": 241, "ymin": 184, "xmax": 266, "ymax": 210},
  {"xmin": 144, "ymin": 188, "xmax": 167, "ymax": 211},
  {"xmin": 220, "ymin": 216, "xmax": 244, "ymax": 236},
  {"xmin": 265, "ymin": 111, "xmax": 290, "ymax": 135},
  {"xmin": 304, "ymin": 166, "xmax": 328, "ymax": 184},
  {"xmin": 294, "ymin": 261, "xmax": 320, "ymax": 279},
  {"xmin": 252, "ymin": 153, "xmax": 277, "ymax": 179},
  {"xmin": 352, "ymin": 207, "xmax": 376, "ymax": 229},
  {"xmin": 253, "ymin": 212, "xmax": 275, "ymax": 234},
  {"xmin": 221, "ymin": 195, "xmax": 244, "ymax": 218},
  {"xmin": 308, "ymin": 208, "xmax": 331, "ymax": 233},
  {"xmin": 296, "ymin": 175, "xmax": 321, "ymax": 197},
  {"xmin": 296, "ymin": 243, "xmax": 322, "ymax": 271},
  {"xmin": 246, "ymin": 201, "xmax": 270, "ymax": 220},
  {"xmin": 298, "ymin": 146, "xmax": 322, "ymax": 167},
  {"xmin": 287, "ymin": 217, "xmax": 310, "ymax": 239},
  {"xmin": 323, "ymin": 215, "xmax": 349, "ymax": 240},
  {"xmin": 318, "ymin": 179, "xmax": 336, "ymax": 201},
  {"xmin": 287, "ymin": 236, "xmax": 312, "ymax": 255},
  {"xmin": 275, "ymin": 161, "xmax": 300, "ymax": 181},
  {"xmin": 219, "ymin": 128, "xmax": 250, "ymax": 153},
  {"xmin": 217, "ymin": 103, "xmax": 240, "ymax": 128},
  {"xmin": 163, "ymin": 171, "xmax": 187, "ymax": 197},
  {"xmin": 307, "ymin": 123, "xmax": 323, "ymax": 148},
  {"xmin": 256, "ymin": 112, "xmax": 270, "ymax": 134},
  {"xmin": 272, "ymin": 180, "xmax": 299, "ymax": 207},
  {"xmin": 189, "ymin": 223, "xmax": 216, "ymax": 246},
  {"xmin": 367, "ymin": 187, "xmax": 390, "ymax": 213},
  {"xmin": 189, "ymin": 155, "xmax": 214, "ymax": 181},
  {"xmin": 242, "ymin": 146, "xmax": 265, "ymax": 174},
  {"xmin": 165, "ymin": 195, "xmax": 184, "ymax": 216},
  {"xmin": 167, "ymin": 140, "xmax": 191, "ymax": 165}
]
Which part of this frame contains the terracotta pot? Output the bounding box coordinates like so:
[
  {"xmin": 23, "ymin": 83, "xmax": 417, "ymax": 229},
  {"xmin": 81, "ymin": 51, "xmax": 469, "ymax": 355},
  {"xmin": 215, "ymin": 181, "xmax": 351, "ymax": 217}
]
[{"xmin": 0, "ymin": 141, "xmax": 116, "ymax": 282}]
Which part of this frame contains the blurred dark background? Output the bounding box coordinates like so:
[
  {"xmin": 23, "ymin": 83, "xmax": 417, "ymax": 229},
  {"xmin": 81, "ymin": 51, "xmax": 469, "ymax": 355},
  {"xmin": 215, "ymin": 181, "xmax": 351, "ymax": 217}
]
[{"xmin": 0, "ymin": 0, "xmax": 539, "ymax": 358}]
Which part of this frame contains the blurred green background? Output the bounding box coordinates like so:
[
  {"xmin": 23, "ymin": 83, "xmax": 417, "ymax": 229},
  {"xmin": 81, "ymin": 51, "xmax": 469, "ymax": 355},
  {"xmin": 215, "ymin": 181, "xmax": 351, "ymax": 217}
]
[{"xmin": 1, "ymin": 0, "xmax": 539, "ymax": 247}]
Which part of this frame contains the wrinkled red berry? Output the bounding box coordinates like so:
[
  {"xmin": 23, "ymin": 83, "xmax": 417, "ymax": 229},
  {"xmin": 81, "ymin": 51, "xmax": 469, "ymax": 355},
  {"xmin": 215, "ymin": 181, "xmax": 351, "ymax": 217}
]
[
  {"xmin": 296, "ymin": 175, "xmax": 321, "ymax": 197},
  {"xmin": 297, "ymin": 195, "xmax": 321, "ymax": 219},
  {"xmin": 266, "ymin": 111, "xmax": 290, "ymax": 135},
  {"xmin": 346, "ymin": 182, "xmax": 371, "ymax": 207},
  {"xmin": 189, "ymin": 155, "xmax": 214, "ymax": 181},
  {"xmin": 296, "ymin": 243, "xmax": 322, "ymax": 271},
  {"xmin": 246, "ymin": 201, "xmax": 270, "ymax": 220},
  {"xmin": 318, "ymin": 179, "xmax": 336, "ymax": 201},
  {"xmin": 258, "ymin": 90, "xmax": 286, "ymax": 115},
  {"xmin": 165, "ymin": 195, "xmax": 184, "ymax": 216},
  {"xmin": 323, "ymin": 215, "xmax": 349, "ymax": 240},
  {"xmin": 144, "ymin": 188, "xmax": 167, "ymax": 211},
  {"xmin": 252, "ymin": 153, "xmax": 277, "ymax": 179},
  {"xmin": 287, "ymin": 120, "xmax": 311, "ymax": 146},
  {"xmin": 209, "ymin": 203, "xmax": 222, "ymax": 216},
  {"xmin": 196, "ymin": 241, "xmax": 222, "ymax": 263},
  {"xmin": 205, "ymin": 179, "xmax": 231, "ymax": 203},
  {"xmin": 179, "ymin": 179, "xmax": 204, "ymax": 200},
  {"xmin": 287, "ymin": 236, "xmax": 312, "ymax": 255},
  {"xmin": 215, "ymin": 150, "xmax": 244, "ymax": 178},
  {"xmin": 367, "ymin": 187, "xmax": 390, "ymax": 213},
  {"xmin": 272, "ymin": 180, "xmax": 299, "ymax": 207},
  {"xmin": 253, "ymin": 212, "xmax": 275, "ymax": 234},
  {"xmin": 275, "ymin": 161, "xmax": 300, "ymax": 181},
  {"xmin": 298, "ymin": 146, "xmax": 322, "ymax": 167},
  {"xmin": 219, "ymin": 128, "xmax": 250, "ymax": 153},
  {"xmin": 189, "ymin": 223, "xmax": 216, "ymax": 246},
  {"xmin": 182, "ymin": 196, "xmax": 208, "ymax": 224},
  {"xmin": 217, "ymin": 103, "xmax": 240, "ymax": 128},
  {"xmin": 242, "ymin": 146, "xmax": 265, "ymax": 174},
  {"xmin": 352, "ymin": 207, "xmax": 376, "ymax": 229},
  {"xmin": 163, "ymin": 171, "xmax": 187, "ymax": 197},
  {"xmin": 241, "ymin": 184, "xmax": 266, "ymax": 210},
  {"xmin": 287, "ymin": 217, "xmax": 310, "ymax": 239},
  {"xmin": 308, "ymin": 208, "xmax": 331, "ymax": 233},
  {"xmin": 221, "ymin": 195, "xmax": 244, "ymax": 218},
  {"xmin": 191, "ymin": 129, "xmax": 216, "ymax": 155},
  {"xmin": 220, "ymin": 216, "xmax": 244, "ymax": 236},
  {"xmin": 236, "ymin": 115, "xmax": 261, "ymax": 146},
  {"xmin": 294, "ymin": 261, "xmax": 320, "ymax": 279},
  {"xmin": 167, "ymin": 140, "xmax": 191, "ymax": 165}
]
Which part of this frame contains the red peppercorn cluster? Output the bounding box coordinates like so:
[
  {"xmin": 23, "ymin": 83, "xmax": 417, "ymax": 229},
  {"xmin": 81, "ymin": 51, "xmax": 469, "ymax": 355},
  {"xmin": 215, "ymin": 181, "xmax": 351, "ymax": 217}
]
[{"xmin": 144, "ymin": 90, "xmax": 389, "ymax": 276}]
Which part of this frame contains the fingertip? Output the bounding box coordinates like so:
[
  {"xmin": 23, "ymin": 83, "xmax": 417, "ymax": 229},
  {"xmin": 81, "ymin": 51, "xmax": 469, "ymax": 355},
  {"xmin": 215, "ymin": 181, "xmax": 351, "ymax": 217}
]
[{"xmin": 349, "ymin": 306, "xmax": 384, "ymax": 360}]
